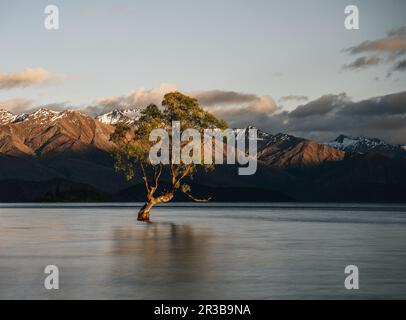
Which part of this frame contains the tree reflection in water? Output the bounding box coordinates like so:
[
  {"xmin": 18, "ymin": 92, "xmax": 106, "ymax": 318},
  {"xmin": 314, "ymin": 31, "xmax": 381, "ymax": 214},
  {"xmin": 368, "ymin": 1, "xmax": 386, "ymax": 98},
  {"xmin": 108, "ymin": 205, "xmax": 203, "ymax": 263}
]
[{"xmin": 110, "ymin": 221, "xmax": 213, "ymax": 298}]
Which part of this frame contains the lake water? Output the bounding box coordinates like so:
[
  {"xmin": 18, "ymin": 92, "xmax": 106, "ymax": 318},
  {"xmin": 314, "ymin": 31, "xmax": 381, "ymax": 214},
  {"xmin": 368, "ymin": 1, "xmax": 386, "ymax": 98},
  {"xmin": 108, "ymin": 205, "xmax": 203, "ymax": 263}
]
[{"xmin": 0, "ymin": 203, "xmax": 405, "ymax": 300}]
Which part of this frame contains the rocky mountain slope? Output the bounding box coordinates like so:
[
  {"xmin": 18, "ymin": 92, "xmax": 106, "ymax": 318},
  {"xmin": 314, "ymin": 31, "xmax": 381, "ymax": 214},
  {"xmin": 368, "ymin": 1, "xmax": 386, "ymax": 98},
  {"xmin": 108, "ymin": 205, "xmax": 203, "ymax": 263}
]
[
  {"xmin": 0, "ymin": 108, "xmax": 114, "ymax": 157},
  {"xmin": 232, "ymin": 127, "xmax": 345, "ymax": 168},
  {"xmin": 0, "ymin": 108, "xmax": 405, "ymax": 202}
]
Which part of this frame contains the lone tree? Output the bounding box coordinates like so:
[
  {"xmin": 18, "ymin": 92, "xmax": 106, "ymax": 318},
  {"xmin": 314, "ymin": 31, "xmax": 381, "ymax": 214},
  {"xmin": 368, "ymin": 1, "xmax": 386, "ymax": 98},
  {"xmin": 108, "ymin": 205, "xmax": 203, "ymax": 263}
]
[{"xmin": 111, "ymin": 92, "xmax": 227, "ymax": 221}]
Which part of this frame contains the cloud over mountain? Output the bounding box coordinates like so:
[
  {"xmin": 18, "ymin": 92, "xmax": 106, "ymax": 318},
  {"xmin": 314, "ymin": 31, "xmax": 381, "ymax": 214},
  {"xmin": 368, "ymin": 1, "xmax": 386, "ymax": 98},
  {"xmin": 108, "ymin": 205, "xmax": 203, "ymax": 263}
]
[
  {"xmin": 249, "ymin": 91, "xmax": 406, "ymax": 145},
  {"xmin": 192, "ymin": 90, "xmax": 278, "ymax": 127},
  {"xmin": 85, "ymin": 84, "xmax": 278, "ymax": 122},
  {"xmin": 84, "ymin": 83, "xmax": 178, "ymax": 116},
  {"xmin": 5, "ymin": 79, "xmax": 404, "ymax": 145},
  {"xmin": 0, "ymin": 98, "xmax": 33, "ymax": 113},
  {"xmin": 191, "ymin": 90, "xmax": 259, "ymax": 106}
]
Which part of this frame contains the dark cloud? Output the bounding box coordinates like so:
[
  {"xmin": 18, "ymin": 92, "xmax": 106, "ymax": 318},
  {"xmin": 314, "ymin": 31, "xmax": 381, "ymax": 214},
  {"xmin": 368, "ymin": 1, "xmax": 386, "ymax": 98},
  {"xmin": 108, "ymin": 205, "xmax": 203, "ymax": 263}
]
[
  {"xmin": 389, "ymin": 59, "xmax": 406, "ymax": 76},
  {"xmin": 289, "ymin": 91, "xmax": 406, "ymax": 145},
  {"xmin": 223, "ymin": 91, "xmax": 406, "ymax": 145},
  {"xmin": 387, "ymin": 26, "xmax": 406, "ymax": 38},
  {"xmin": 343, "ymin": 56, "xmax": 382, "ymax": 70},
  {"xmin": 339, "ymin": 92, "xmax": 406, "ymax": 116},
  {"xmin": 290, "ymin": 93, "xmax": 348, "ymax": 118}
]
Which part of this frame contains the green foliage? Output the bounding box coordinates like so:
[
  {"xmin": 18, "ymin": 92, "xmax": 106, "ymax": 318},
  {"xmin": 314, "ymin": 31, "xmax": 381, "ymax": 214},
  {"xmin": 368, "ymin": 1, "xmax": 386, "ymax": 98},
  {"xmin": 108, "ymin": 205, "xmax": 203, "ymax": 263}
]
[
  {"xmin": 162, "ymin": 91, "xmax": 228, "ymax": 130},
  {"xmin": 110, "ymin": 92, "xmax": 228, "ymax": 201},
  {"xmin": 110, "ymin": 123, "xmax": 131, "ymax": 143}
]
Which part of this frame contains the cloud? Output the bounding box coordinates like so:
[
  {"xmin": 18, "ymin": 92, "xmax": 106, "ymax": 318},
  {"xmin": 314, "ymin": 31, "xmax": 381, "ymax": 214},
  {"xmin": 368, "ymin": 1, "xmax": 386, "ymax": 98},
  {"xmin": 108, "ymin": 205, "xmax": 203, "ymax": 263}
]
[
  {"xmin": 0, "ymin": 68, "xmax": 65, "ymax": 89},
  {"xmin": 343, "ymin": 26, "xmax": 406, "ymax": 75},
  {"xmin": 393, "ymin": 59, "xmax": 406, "ymax": 71},
  {"xmin": 195, "ymin": 91, "xmax": 278, "ymax": 128},
  {"xmin": 278, "ymin": 95, "xmax": 309, "ymax": 103},
  {"xmin": 2, "ymin": 84, "xmax": 405, "ymax": 145},
  {"xmin": 290, "ymin": 93, "xmax": 348, "ymax": 118},
  {"xmin": 0, "ymin": 98, "xmax": 33, "ymax": 113},
  {"xmin": 345, "ymin": 25, "xmax": 406, "ymax": 58},
  {"xmin": 387, "ymin": 26, "xmax": 406, "ymax": 38},
  {"xmin": 204, "ymin": 96, "xmax": 277, "ymax": 129},
  {"xmin": 191, "ymin": 90, "xmax": 278, "ymax": 128},
  {"xmin": 84, "ymin": 83, "xmax": 178, "ymax": 116},
  {"xmin": 0, "ymin": 99, "xmax": 70, "ymax": 114},
  {"xmin": 388, "ymin": 59, "xmax": 406, "ymax": 77},
  {"xmin": 339, "ymin": 92, "xmax": 406, "ymax": 116},
  {"xmin": 249, "ymin": 91, "xmax": 406, "ymax": 145},
  {"xmin": 346, "ymin": 38, "xmax": 406, "ymax": 56},
  {"xmin": 191, "ymin": 90, "xmax": 258, "ymax": 107},
  {"xmin": 342, "ymin": 56, "xmax": 382, "ymax": 70},
  {"xmin": 86, "ymin": 85, "xmax": 278, "ymax": 123},
  {"xmin": 82, "ymin": 83, "xmax": 406, "ymax": 145}
]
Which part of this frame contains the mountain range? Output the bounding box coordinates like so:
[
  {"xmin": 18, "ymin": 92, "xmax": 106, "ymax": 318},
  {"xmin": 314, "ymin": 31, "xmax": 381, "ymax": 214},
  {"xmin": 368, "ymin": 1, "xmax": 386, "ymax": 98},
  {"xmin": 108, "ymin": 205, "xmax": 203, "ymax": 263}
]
[{"xmin": 0, "ymin": 107, "xmax": 405, "ymax": 203}]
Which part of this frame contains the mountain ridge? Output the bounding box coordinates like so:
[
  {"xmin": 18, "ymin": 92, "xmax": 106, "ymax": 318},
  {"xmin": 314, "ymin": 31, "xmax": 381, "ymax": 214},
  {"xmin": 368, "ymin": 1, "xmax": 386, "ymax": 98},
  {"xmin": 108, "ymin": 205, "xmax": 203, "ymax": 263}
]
[
  {"xmin": 0, "ymin": 108, "xmax": 405, "ymax": 202},
  {"xmin": 327, "ymin": 134, "xmax": 406, "ymax": 159}
]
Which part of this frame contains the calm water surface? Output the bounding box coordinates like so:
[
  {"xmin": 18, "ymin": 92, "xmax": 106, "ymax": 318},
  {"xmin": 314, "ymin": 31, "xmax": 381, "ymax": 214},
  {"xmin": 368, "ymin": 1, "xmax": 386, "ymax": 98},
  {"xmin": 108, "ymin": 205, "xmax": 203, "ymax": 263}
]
[{"xmin": 0, "ymin": 203, "xmax": 405, "ymax": 299}]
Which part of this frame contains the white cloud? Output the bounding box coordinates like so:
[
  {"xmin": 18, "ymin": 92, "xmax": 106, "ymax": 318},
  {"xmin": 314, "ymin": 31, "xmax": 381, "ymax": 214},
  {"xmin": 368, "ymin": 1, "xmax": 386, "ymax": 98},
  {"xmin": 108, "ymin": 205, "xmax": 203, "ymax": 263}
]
[{"xmin": 0, "ymin": 68, "xmax": 65, "ymax": 89}]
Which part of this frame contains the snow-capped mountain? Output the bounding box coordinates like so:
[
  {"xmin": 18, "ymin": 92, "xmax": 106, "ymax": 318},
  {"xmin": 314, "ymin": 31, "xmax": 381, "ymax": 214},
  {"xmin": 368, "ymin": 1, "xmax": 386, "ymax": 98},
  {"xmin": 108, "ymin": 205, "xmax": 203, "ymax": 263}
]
[
  {"xmin": 0, "ymin": 109, "xmax": 28, "ymax": 125},
  {"xmin": 96, "ymin": 108, "xmax": 142, "ymax": 125},
  {"xmin": 0, "ymin": 108, "xmax": 114, "ymax": 157},
  {"xmin": 328, "ymin": 134, "xmax": 406, "ymax": 159},
  {"xmin": 26, "ymin": 108, "xmax": 65, "ymax": 124},
  {"xmin": 232, "ymin": 127, "xmax": 344, "ymax": 168}
]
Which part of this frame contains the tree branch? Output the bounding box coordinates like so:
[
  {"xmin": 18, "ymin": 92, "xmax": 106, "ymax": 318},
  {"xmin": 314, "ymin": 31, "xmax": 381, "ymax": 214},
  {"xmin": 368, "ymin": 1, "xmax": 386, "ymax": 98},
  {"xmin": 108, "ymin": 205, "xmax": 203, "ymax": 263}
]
[
  {"xmin": 153, "ymin": 164, "xmax": 163, "ymax": 191},
  {"xmin": 174, "ymin": 165, "xmax": 192, "ymax": 186},
  {"xmin": 181, "ymin": 191, "xmax": 212, "ymax": 202},
  {"xmin": 139, "ymin": 163, "xmax": 150, "ymax": 193}
]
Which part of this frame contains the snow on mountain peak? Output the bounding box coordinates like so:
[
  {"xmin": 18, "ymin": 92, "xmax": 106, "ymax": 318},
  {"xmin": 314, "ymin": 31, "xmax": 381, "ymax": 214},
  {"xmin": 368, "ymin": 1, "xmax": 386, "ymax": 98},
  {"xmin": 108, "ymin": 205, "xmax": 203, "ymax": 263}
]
[
  {"xmin": 328, "ymin": 135, "xmax": 389, "ymax": 152},
  {"xmin": 26, "ymin": 108, "xmax": 72, "ymax": 125},
  {"xmin": 96, "ymin": 108, "xmax": 142, "ymax": 125},
  {"xmin": 327, "ymin": 134, "xmax": 406, "ymax": 159},
  {"xmin": 0, "ymin": 109, "xmax": 30, "ymax": 125},
  {"xmin": 32, "ymin": 108, "xmax": 59, "ymax": 116},
  {"xmin": 0, "ymin": 109, "xmax": 16, "ymax": 125}
]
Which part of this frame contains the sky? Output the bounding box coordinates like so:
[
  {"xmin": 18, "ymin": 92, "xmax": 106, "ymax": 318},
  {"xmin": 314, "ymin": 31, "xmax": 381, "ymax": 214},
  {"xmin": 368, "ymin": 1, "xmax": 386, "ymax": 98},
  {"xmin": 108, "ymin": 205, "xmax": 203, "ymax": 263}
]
[{"xmin": 0, "ymin": 0, "xmax": 405, "ymax": 143}]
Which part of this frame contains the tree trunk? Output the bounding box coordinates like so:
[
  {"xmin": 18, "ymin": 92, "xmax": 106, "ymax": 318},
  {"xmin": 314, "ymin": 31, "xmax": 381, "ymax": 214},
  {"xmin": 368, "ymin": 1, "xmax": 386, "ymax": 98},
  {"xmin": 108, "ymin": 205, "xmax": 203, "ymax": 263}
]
[
  {"xmin": 137, "ymin": 192, "xmax": 175, "ymax": 222},
  {"xmin": 137, "ymin": 201, "xmax": 155, "ymax": 222}
]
